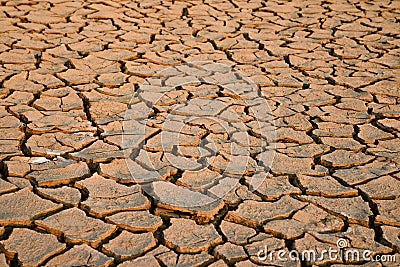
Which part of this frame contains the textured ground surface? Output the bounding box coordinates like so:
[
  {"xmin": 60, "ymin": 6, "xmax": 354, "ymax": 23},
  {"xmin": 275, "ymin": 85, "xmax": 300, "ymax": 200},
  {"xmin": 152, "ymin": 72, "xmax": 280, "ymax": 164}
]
[{"xmin": 0, "ymin": 0, "xmax": 400, "ymax": 266}]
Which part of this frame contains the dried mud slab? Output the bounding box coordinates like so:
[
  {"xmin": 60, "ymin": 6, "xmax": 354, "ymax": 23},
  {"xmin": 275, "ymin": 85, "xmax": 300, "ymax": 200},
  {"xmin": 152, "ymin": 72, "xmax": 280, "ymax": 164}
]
[
  {"xmin": 36, "ymin": 208, "xmax": 117, "ymax": 247},
  {"xmin": 44, "ymin": 245, "xmax": 114, "ymax": 267},
  {"xmin": 0, "ymin": 189, "xmax": 62, "ymax": 226},
  {"xmin": 1, "ymin": 228, "xmax": 66, "ymax": 266},
  {"xmin": 163, "ymin": 218, "xmax": 222, "ymax": 253}
]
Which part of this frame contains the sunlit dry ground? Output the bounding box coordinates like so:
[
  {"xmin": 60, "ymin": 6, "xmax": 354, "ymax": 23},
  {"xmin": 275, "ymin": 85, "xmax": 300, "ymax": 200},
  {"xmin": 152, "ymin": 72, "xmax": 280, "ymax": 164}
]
[{"xmin": 0, "ymin": 0, "xmax": 399, "ymax": 266}]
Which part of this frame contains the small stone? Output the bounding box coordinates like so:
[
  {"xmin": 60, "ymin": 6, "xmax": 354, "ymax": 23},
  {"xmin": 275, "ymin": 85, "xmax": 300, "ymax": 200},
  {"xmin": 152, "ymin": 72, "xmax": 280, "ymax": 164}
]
[
  {"xmin": 103, "ymin": 231, "xmax": 156, "ymax": 260},
  {"xmin": 220, "ymin": 220, "xmax": 257, "ymax": 245},
  {"xmin": 36, "ymin": 208, "xmax": 116, "ymax": 246},
  {"xmin": 0, "ymin": 188, "xmax": 62, "ymax": 226},
  {"xmin": 1, "ymin": 228, "xmax": 66, "ymax": 266},
  {"xmin": 106, "ymin": 210, "xmax": 163, "ymax": 232},
  {"xmin": 214, "ymin": 242, "xmax": 247, "ymax": 264},
  {"xmin": 44, "ymin": 244, "xmax": 113, "ymax": 267},
  {"xmin": 163, "ymin": 218, "xmax": 222, "ymax": 253}
]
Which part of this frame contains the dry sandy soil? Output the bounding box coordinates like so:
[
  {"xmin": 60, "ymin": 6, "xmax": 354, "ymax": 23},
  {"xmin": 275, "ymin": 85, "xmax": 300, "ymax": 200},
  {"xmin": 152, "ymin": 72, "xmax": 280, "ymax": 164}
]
[{"xmin": 0, "ymin": 0, "xmax": 399, "ymax": 266}]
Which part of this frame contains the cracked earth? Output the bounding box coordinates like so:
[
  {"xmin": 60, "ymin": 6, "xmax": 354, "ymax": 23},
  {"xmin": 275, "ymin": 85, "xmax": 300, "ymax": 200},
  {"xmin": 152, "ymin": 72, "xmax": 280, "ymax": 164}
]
[{"xmin": 0, "ymin": 0, "xmax": 400, "ymax": 266}]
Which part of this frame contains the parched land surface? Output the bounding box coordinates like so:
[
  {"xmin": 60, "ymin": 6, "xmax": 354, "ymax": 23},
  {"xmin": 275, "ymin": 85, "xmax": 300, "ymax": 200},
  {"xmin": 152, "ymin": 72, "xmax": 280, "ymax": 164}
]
[{"xmin": 0, "ymin": 0, "xmax": 400, "ymax": 266}]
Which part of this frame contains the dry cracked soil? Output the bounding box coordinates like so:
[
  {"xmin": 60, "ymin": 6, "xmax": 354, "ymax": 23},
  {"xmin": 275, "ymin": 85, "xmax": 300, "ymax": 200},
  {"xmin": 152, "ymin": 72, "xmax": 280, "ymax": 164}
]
[{"xmin": 0, "ymin": 0, "xmax": 399, "ymax": 266}]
